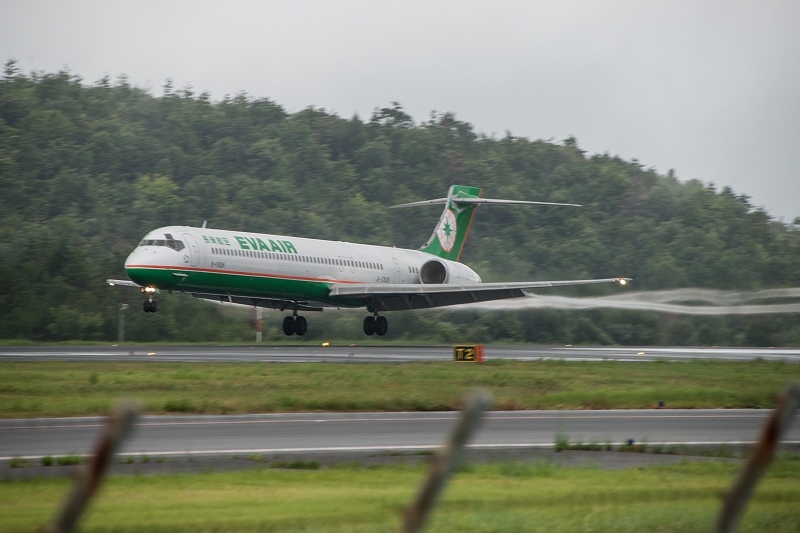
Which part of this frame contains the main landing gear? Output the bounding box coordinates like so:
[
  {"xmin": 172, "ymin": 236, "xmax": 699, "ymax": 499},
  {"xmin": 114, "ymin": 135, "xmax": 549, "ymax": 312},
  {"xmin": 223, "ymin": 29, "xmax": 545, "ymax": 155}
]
[
  {"xmin": 363, "ymin": 314, "xmax": 388, "ymax": 336},
  {"xmin": 282, "ymin": 313, "xmax": 307, "ymax": 336}
]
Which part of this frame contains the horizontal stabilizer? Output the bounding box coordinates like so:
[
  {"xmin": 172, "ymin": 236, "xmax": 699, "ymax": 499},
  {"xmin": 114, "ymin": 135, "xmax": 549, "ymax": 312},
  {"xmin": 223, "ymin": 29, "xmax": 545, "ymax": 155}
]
[{"xmin": 389, "ymin": 198, "xmax": 581, "ymax": 208}]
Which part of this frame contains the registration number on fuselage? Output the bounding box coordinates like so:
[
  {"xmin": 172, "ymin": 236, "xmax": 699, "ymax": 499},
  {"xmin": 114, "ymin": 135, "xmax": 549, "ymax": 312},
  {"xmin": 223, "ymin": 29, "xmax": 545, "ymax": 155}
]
[
  {"xmin": 375, "ymin": 276, "xmax": 391, "ymax": 283},
  {"xmin": 210, "ymin": 261, "xmax": 226, "ymax": 268}
]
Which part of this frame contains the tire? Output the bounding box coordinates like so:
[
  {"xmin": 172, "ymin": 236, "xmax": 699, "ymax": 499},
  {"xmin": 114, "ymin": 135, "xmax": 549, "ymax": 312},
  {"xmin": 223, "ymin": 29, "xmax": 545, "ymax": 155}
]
[
  {"xmin": 143, "ymin": 301, "xmax": 151, "ymax": 312},
  {"xmin": 282, "ymin": 315, "xmax": 295, "ymax": 336},
  {"xmin": 363, "ymin": 316, "xmax": 376, "ymax": 335},
  {"xmin": 151, "ymin": 301, "xmax": 157, "ymax": 312},
  {"xmin": 375, "ymin": 315, "xmax": 388, "ymax": 336},
  {"xmin": 295, "ymin": 315, "xmax": 307, "ymax": 336}
]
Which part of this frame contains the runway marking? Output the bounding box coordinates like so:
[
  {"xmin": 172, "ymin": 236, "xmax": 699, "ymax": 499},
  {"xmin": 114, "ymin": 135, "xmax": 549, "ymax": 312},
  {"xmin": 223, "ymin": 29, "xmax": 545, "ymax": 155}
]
[
  {"xmin": 4, "ymin": 441, "xmax": 800, "ymax": 461},
  {"xmin": 0, "ymin": 413, "xmax": 773, "ymax": 430}
]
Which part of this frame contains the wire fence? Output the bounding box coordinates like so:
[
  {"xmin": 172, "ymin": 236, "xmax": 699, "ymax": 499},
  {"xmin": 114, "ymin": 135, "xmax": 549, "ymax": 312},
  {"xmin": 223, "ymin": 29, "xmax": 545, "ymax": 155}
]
[{"xmin": 38, "ymin": 385, "xmax": 800, "ymax": 533}]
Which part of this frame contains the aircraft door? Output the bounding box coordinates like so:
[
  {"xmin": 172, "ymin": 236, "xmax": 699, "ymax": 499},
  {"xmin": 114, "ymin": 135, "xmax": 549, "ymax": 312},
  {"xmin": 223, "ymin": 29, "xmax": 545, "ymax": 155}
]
[
  {"xmin": 392, "ymin": 258, "xmax": 401, "ymax": 284},
  {"xmin": 183, "ymin": 233, "xmax": 200, "ymax": 267}
]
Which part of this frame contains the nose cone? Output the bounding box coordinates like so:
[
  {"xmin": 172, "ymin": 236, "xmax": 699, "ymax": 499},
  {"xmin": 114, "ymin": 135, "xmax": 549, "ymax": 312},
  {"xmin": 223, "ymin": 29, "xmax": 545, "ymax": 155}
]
[{"xmin": 124, "ymin": 246, "xmax": 168, "ymax": 287}]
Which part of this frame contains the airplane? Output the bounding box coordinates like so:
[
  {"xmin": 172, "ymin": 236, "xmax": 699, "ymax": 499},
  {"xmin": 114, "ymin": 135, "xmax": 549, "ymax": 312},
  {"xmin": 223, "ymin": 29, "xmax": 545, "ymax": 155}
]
[{"xmin": 108, "ymin": 185, "xmax": 630, "ymax": 337}]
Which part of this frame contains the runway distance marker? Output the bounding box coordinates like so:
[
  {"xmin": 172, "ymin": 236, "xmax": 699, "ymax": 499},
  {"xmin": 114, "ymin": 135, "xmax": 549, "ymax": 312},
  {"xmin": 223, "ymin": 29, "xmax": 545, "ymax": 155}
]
[{"xmin": 452, "ymin": 345, "xmax": 483, "ymax": 362}]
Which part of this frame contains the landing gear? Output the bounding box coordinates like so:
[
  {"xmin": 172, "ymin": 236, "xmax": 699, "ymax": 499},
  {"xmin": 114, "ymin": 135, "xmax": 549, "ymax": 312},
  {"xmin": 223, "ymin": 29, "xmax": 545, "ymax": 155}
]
[
  {"xmin": 295, "ymin": 315, "xmax": 307, "ymax": 336},
  {"xmin": 282, "ymin": 314, "xmax": 307, "ymax": 336},
  {"xmin": 141, "ymin": 286, "xmax": 157, "ymax": 313},
  {"xmin": 282, "ymin": 316, "xmax": 295, "ymax": 335},
  {"xmin": 375, "ymin": 315, "xmax": 388, "ymax": 336},
  {"xmin": 363, "ymin": 316, "xmax": 375, "ymax": 335},
  {"xmin": 364, "ymin": 314, "xmax": 388, "ymax": 336}
]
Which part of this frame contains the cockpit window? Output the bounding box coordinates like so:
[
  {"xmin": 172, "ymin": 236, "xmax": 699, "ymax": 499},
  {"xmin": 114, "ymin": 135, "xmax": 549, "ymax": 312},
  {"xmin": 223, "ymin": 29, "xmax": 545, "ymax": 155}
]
[{"xmin": 138, "ymin": 238, "xmax": 185, "ymax": 251}]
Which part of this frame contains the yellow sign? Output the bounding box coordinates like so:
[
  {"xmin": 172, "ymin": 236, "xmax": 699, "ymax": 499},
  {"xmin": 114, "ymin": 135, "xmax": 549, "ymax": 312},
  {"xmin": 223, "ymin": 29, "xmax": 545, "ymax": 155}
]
[{"xmin": 452, "ymin": 344, "xmax": 484, "ymax": 362}]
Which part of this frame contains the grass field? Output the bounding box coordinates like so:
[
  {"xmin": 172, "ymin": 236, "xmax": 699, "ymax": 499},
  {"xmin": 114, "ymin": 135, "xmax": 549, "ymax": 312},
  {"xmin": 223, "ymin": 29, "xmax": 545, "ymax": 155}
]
[
  {"xmin": 3, "ymin": 459, "xmax": 800, "ymax": 533},
  {"xmin": 1, "ymin": 359, "xmax": 798, "ymax": 417}
]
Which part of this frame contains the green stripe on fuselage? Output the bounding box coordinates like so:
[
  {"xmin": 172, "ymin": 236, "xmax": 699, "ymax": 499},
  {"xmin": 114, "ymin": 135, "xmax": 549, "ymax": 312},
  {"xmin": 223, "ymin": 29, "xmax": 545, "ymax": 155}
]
[{"xmin": 125, "ymin": 267, "xmax": 364, "ymax": 308}]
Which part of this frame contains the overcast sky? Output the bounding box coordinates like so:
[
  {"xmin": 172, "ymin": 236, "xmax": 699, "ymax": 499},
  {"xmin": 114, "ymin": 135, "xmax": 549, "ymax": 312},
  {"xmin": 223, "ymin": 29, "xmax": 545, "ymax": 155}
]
[{"xmin": 2, "ymin": 1, "xmax": 798, "ymax": 221}]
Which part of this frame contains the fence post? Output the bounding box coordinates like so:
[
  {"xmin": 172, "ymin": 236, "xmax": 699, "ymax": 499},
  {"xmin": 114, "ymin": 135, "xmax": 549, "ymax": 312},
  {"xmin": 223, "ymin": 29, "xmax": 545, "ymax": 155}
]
[
  {"xmin": 716, "ymin": 383, "xmax": 800, "ymax": 533},
  {"xmin": 44, "ymin": 402, "xmax": 139, "ymax": 533},
  {"xmin": 400, "ymin": 390, "xmax": 491, "ymax": 533}
]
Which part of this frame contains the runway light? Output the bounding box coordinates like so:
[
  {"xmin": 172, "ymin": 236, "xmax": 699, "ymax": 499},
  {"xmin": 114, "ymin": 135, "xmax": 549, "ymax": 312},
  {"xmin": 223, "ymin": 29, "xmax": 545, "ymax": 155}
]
[
  {"xmin": 321, "ymin": 342, "xmax": 329, "ymax": 347},
  {"xmin": 637, "ymin": 352, "xmax": 645, "ymax": 355},
  {"xmin": 147, "ymin": 352, "xmax": 155, "ymax": 356}
]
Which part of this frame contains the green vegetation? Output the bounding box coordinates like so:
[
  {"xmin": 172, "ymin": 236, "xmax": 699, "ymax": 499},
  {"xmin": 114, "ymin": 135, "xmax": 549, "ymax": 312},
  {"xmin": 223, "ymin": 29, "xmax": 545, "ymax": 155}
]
[
  {"xmin": 3, "ymin": 460, "xmax": 800, "ymax": 532},
  {"xmin": 7, "ymin": 457, "xmax": 33, "ymax": 468},
  {"xmin": 1, "ymin": 359, "xmax": 797, "ymax": 417},
  {"xmin": 1, "ymin": 62, "xmax": 799, "ymax": 344}
]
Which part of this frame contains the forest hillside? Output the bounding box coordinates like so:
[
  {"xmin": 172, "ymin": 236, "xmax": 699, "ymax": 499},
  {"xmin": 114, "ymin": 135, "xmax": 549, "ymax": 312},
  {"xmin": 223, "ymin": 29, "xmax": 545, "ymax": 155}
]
[{"xmin": 1, "ymin": 62, "xmax": 798, "ymax": 345}]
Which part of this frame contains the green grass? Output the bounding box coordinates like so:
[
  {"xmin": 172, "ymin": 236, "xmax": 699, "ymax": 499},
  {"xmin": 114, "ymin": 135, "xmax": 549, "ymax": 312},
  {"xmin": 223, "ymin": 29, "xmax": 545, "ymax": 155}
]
[
  {"xmin": 1, "ymin": 359, "xmax": 798, "ymax": 417},
  {"xmin": 3, "ymin": 459, "xmax": 800, "ymax": 532}
]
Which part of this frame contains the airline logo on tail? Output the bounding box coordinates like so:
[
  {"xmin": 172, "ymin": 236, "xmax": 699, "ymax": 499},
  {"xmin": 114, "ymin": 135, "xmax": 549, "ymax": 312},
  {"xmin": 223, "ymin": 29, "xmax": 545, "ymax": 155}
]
[{"xmin": 436, "ymin": 209, "xmax": 457, "ymax": 252}]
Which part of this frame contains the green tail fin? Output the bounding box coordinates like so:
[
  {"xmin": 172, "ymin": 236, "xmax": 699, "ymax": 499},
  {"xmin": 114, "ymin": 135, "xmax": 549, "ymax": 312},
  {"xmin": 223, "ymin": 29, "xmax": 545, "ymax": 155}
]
[{"xmin": 420, "ymin": 185, "xmax": 482, "ymax": 261}]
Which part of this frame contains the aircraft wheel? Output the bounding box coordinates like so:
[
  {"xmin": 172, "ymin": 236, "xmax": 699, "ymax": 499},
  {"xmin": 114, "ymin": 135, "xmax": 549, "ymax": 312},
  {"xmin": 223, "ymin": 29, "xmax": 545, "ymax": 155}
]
[
  {"xmin": 363, "ymin": 316, "xmax": 376, "ymax": 336},
  {"xmin": 282, "ymin": 315, "xmax": 295, "ymax": 336},
  {"xmin": 295, "ymin": 315, "xmax": 307, "ymax": 336},
  {"xmin": 151, "ymin": 301, "xmax": 157, "ymax": 312},
  {"xmin": 143, "ymin": 301, "xmax": 150, "ymax": 312},
  {"xmin": 375, "ymin": 316, "xmax": 388, "ymax": 336}
]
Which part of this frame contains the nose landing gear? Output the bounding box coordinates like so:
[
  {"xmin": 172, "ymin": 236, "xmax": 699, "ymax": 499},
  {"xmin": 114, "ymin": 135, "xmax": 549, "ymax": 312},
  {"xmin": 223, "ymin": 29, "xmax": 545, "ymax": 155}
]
[
  {"xmin": 141, "ymin": 286, "xmax": 157, "ymax": 313},
  {"xmin": 363, "ymin": 314, "xmax": 388, "ymax": 336}
]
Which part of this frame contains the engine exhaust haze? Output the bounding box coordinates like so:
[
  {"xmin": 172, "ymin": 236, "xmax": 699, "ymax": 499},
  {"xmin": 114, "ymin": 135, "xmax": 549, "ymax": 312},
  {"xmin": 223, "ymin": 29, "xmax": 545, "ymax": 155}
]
[{"xmin": 456, "ymin": 288, "xmax": 800, "ymax": 315}]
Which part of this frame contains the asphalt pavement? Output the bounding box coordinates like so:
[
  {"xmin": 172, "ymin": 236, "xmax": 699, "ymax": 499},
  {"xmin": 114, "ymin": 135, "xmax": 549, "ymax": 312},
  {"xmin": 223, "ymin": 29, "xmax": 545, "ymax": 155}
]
[
  {"xmin": 1, "ymin": 344, "xmax": 800, "ymax": 362},
  {"xmin": 2, "ymin": 409, "xmax": 798, "ymax": 460}
]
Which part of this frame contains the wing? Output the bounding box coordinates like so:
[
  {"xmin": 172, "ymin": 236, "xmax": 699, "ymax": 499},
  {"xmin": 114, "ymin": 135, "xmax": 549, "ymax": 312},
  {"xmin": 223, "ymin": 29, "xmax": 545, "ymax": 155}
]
[
  {"xmin": 191, "ymin": 293, "xmax": 324, "ymax": 312},
  {"xmin": 328, "ymin": 278, "xmax": 630, "ymax": 311},
  {"xmin": 106, "ymin": 279, "xmax": 142, "ymax": 287}
]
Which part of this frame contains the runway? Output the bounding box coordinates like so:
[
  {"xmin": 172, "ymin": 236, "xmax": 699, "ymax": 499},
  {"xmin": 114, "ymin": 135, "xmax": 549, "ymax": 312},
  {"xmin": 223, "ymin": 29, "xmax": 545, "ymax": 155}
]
[
  {"xmin": 1, "ymin": 345, "xmax": 800, "ymax": 363},
  {"xmin": 2, "ymin": 409, "xmax": 798, "ymax": 460}
]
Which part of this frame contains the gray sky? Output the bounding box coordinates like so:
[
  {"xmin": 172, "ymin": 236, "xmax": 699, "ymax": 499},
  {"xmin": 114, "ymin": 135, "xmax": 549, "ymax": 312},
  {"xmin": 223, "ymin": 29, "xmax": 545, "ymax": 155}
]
[{"xmin": 2, "ymin": 0, "xmax": 798, "ymax": 221}]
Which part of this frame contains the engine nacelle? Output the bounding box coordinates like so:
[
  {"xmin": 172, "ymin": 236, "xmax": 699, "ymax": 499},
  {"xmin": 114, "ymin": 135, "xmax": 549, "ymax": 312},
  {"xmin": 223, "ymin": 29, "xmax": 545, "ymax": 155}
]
[
  {"xmin": 419, "ymin": 259, "xmax": 481, "ymax": 284},
  {"xmin": 420, "ymin": 259, "xmax": 448, "ymax": 284}
]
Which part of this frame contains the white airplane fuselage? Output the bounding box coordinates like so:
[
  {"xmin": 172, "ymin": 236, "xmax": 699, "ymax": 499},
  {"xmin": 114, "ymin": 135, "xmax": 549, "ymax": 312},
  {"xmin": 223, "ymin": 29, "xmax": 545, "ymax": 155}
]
[{"xmin": 125, "ymin": 225, "xmax": 482, "ymax": 308}]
